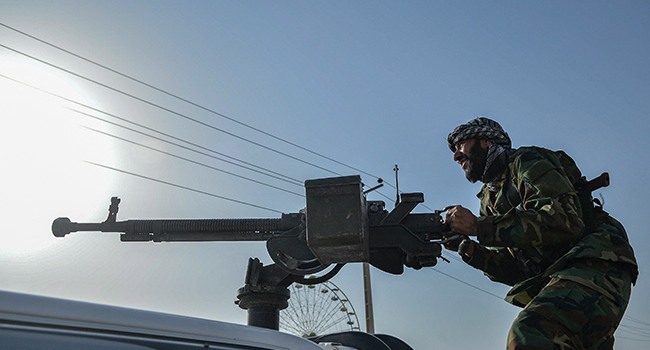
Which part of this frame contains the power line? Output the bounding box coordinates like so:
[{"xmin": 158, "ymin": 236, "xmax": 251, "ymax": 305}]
[
  {"xmin": 0, "ymin": 21, "xmax": 390, "ymax": 185},
  {"xmin": 84, "ymin": 161, "xmax": 284, "ymax": 214},
  {"xmin": 69, "ymin": 108, "xmax": 304, "ymax": 187},
  {"xmin": 615, "ymin": 336, "xmax": 650, "ymax": 342},
  {"xmin": 625, "ymin": 316, "xmax": 650, "ymax": 327},
  {"xmin": 618, "ymin": 323, "xmax": 650, "ymax": 337},
  {"xmin": 0, "ymin": 43, "xmax": 341, "ymax": 176},
  {"xmin": 2, "ymin": 22, "xmax": 434, "ymax": 215},
  {"xmin": 0, "ymin": 71, "xmax": 410, "ymax": 208},
  {"xmin": 0, "ymin": 71, "xmax": 392, "ymax": 215},
  {"xmin": 428, "ymin": 266, "xmax": 504, "ymax": 300},
  {"xmin": 1, "ymin": 71, "xmax": 297, "ymax": 211},
  {"xmin": 0, "ymin": 39, "xmax": 407, "ymax": 197},
  {"xmin": 431, "ymin": 259, "xmax": 650, "ymax": 334},
  {"xmin": 0, "ymin": 38, "xmax": 413, "ymax": 208},
  {"xmin": 2, "ymin": 22, "xmax": 448, "ymax": 210},
  {"xmin": 1, "ymin": 22, "xmax": 434, "ymax": 210},
  {"xmin": 616, "ymin": 324, "xmax": 650, "ymax": 342},
  {"xmin": 441, "ymin": 250, "xmax": 465, "ymax": 264},
  {"xmin": 84, "ymin": 126, "xmax": 305, "ymax": 198},
  {"xmin": 0, "ymin": 72, "xmax": 304, "ymax": 187}
]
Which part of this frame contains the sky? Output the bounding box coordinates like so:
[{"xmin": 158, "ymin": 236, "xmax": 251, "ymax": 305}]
[{"xmin": 1, "ymin": 1, "xmax": 649, "ymax": 349}]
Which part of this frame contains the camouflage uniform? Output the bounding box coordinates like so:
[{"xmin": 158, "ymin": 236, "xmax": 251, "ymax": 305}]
[{"xmin": 463, "ymin": 146, "xmax": 638, "ymax": 350}]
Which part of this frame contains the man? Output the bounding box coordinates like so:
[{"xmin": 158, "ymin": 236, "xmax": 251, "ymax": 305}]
[{"xmin": 443, "ymin": 117, "xmax": 638, "ymax": 350}]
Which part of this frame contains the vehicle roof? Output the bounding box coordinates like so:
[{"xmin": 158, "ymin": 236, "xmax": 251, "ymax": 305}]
[{"xmin": 0, "ymin": 290, "xmax": 324, "ymax": 349}]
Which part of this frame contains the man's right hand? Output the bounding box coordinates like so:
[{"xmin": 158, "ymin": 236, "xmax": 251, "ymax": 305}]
[{"xmin": 445, "ymin": 205, "xmax": 478, "ymax": 237}]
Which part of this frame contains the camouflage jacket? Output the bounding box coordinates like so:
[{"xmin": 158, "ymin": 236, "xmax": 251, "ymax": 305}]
[{"xmin": 464, "ymin": 146, "xmax": 638, "ymax": 307}]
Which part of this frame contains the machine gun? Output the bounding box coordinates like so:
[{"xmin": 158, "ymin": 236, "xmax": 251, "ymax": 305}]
[{"xmin": 52, "ymin": 175, "xmax": 454, "ymax": 330}]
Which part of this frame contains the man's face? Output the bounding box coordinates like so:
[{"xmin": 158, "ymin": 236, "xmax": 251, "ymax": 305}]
[{"xmin": 453, "ymin": 138, "xmax": 488, "ymax": 183}]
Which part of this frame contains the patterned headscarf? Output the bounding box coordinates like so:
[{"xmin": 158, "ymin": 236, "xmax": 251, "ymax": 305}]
[
  {"xmin": 447, "ymin": 117, "xmax": 512, "ymax": 190},
  {"xmin": 446, "ymin": 117, "xmax": 511, "ymax": 152}
]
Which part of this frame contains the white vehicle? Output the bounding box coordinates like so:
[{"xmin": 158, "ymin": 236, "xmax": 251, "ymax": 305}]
[{"xmin": 0, "ymin": 290, "xmax": 412, "ymax": 349}]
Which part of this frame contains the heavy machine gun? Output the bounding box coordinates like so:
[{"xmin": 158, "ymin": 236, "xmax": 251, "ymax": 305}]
[{"xmin": 52, "ymin": 175, "xmax": 454, "ymax": 330}]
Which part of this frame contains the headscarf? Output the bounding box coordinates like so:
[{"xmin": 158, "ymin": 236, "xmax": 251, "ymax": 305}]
[
  {"xmin": 447, "ymin": 117, "xmax": 512, "ymax": 191},
  {"xmin": 446, "ymin": 117, "xmax": 511, "ymax": 151}
]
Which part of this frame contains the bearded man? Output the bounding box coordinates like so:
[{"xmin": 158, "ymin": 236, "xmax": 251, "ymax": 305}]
[{"xmin": 444, "ymin": 117, "xmax": 638, "ymax": 350}]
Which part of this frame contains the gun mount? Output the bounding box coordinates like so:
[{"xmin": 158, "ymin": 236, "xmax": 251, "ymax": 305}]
[{"xmin": 52, "ymin": 175, "xmax": 453, "ymax": 330}]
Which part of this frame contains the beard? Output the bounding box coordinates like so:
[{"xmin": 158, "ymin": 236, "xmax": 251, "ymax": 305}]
[{"xmin": 463, "ymin": 141, "xmax": 488, "ymax": 183}]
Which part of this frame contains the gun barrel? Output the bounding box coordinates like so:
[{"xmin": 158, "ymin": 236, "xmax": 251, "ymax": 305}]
[
  {"xmin": 53, "ymin": 215, "xmax": 302, "ymax": 242},
  {"xmin": 53, "ymin": 217, "xmax": 128, "ymax": 237}
]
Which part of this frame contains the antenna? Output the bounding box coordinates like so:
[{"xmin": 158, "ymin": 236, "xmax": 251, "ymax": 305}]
[{"xmin": 393, "ymin": 164, "xmax": 400, "ymax": 208}]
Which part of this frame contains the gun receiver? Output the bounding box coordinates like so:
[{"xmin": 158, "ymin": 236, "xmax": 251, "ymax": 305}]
[{"xmin": 52, "ymin": 176, "xmax": 451, "ymax": 277}]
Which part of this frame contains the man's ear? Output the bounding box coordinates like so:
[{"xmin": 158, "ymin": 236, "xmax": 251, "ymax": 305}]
[{"xmin": 480, "ymin": 139, "xmax": 491, "ymax": 149}]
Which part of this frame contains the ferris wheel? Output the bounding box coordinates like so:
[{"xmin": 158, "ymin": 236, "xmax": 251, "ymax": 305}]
[{"xmin": 280, "ymin": 280, "xmax": 360, "ymax": 338}]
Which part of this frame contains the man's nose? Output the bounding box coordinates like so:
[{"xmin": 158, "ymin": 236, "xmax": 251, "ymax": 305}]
[{"xmin": 453, "ymin": 150, "xmax": 463, "ymax": 162}]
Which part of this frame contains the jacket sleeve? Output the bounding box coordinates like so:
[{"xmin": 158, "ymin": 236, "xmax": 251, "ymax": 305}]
[
  {"xmin": 463, "ymin": 245, "xmax": 530, "ymax": 286},
  {"xmin": 476, "ymin": 150, "xmax": 585, "ymax": 248}
]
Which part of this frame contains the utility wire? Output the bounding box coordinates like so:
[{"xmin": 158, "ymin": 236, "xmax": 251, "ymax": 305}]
[
  {"xmin": 0, "ymin": 21, "xmax": 391, "ymax": 186},
  {"xmin": 615, "ymin": 336, "xmax": 650, "ymax": 342},
  {"xmin": 433, "ymin": 257, "xmax": 650, "ymax": 334},
  {"xmin": 625, "ymin": 316, "xmax": 650, "ymax": 327},
  {"xmin": 85, "ymin": 126, "xmax": 305, "ymax": 197},
  {"xmin": 0, "ymin": 70, "xmax": 404, "ymax": 210},
  {"xmin": 0, "ymin": 73, "xmax": 303, "ymax": 187},
  {"xmin": 70, "ymin": 108, "xmax": 303, "ymax": 187},
  {"xmin": 0, "ymin": 70, "xmax": 401, "ymax": 207},
  {"xmin": 0, "ymin": 43, "xmax": 340, "ymax": 176},
  {"xmin": 616, "ymin": 324, "xmax": 650, "ymax": 342},
  {"xmin": 429, "ymin": 266, "xmax": 503, "ymax": 300},
  {"xmin": 618, "ymin": 324, "xmax": 650, "ymax": 337},
  {"xmin": 84, "ymin": 161, "xmax": 284, "ymax": 214},
  {"xmin": 0, "ymin": 40, "xmax": 402, "ymax": 196},
  {"xmin": 1, "ymin": 37, "xmax": 433, "ymax": 209},
  {"xmin": 0, "ymin": 36, "xmax": 417, "ymax": 207},
  {"xmin": 441, "ymin": 250, "xmax": 465, "ymax": 264},
  {"xmin": 1, "ymin": 22, "xmax": 444, "ymax": 210}
]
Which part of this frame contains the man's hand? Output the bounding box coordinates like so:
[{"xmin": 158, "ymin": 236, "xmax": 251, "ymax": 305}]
[
  {"xmin": 441, "ymin": 234, "xmax": 476, "ymax": 258},
  {"xmin": 457, "ymin": 237, "xmax": 475, "ymax": 257},
  {"xmin": 445, "ymin": 205, "xmax": 478, "ymax": 237}
]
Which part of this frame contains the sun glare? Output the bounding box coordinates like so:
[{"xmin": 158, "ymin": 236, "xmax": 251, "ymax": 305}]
[{"xmin": 0, "ymin": 59, "xmax": 114, "ymax": 257}]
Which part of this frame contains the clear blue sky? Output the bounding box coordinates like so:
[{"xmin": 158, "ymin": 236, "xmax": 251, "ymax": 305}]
[{"xmin": 1, "ymin": 1, "xmax": 649, "ymax": 348}]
